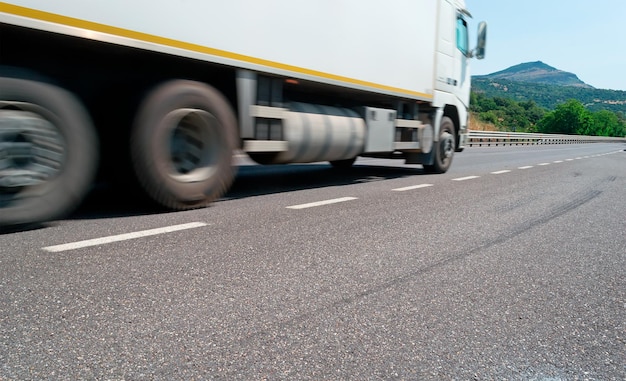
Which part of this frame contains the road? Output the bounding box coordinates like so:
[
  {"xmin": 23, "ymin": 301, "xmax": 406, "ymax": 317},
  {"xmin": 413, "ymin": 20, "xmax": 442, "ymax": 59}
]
[{"xmin": 1, "ymin": 143, "xmax": 625, "ymax": 380}]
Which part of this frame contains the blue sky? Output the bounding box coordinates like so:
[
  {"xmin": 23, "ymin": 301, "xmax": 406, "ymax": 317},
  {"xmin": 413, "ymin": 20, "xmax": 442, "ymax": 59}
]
[{"xmin": 466, "ymin": 1, "xmax": 626, "ymax": 91}]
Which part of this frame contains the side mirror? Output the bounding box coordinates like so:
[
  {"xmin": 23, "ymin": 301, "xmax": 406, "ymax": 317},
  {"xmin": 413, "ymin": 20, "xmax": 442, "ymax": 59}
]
[{"xmin": 473, "ymin": 21, "xmax": 487, "ymax": 60}]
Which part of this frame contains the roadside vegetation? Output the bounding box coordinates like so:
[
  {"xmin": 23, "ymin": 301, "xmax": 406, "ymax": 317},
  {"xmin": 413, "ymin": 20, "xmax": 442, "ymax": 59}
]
[{"xmin": 470, "ymin": 92, "xmax": 626, "ymax": 137}]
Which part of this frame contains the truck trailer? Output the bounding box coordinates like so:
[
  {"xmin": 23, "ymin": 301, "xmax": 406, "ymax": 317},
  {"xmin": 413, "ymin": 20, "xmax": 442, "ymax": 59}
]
[{"xmin": 0, "ymin": 0, "xmax": 486, "ymax": 226}]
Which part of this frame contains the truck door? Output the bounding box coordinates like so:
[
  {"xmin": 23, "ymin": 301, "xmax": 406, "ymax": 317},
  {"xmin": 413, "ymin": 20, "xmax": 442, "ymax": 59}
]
[{"xmin": 436, "ymin": 1, "xmax": 471, "ymax": 107}]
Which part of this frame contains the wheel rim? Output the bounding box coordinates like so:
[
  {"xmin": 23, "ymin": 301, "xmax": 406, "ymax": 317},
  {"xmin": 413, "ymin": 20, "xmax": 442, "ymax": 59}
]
[
  {"xmin": 163, "ymin": 108, "xmax": 221, "ymax": 183},
  {"xmin": 441, "ymin": 131, "xmax": 454, "ymax": 160},
  {"xmin": 0, "ymin": 105, "xmax": 66, "ymax": 206}
]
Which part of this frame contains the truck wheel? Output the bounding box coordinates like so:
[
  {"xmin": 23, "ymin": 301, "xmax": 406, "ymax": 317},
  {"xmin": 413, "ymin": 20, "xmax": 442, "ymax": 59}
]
[
  {"xmin": 423, "ymin": 116, "xmax": 455, "ymax": 174},
  {"xmin": 131, "ymin": 80, "xmax": 238, "ymax": 210},
  {"xmin": 0, "ymin": 77, "xmax": 98, "ymax": 226}
]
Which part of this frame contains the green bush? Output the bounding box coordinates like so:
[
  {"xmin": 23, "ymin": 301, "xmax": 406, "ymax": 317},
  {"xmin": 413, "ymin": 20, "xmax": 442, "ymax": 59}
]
[
  {"xmin": 472, "ymin": 93, "xmax": 626, "ymax": 137},
  {"xmin": 470, "ymin": 92, "xmax": 545, "ymax": 132}
]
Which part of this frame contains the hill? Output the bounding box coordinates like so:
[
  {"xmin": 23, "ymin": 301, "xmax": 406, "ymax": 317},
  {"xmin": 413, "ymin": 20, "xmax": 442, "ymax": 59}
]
[
  {"xmin": 472, "ymin": 62, "xmax": 626, "ymax": 114},
  {"xmin": 476, "ymin": 61, "xmax": 592, "ymax": 88}
]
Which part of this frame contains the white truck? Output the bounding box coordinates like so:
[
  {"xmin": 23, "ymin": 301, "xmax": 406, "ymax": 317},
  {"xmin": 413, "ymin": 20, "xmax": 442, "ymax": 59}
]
[{"xmin": 0, "ymin": 0, "xmax": 486, "ymax": 226}]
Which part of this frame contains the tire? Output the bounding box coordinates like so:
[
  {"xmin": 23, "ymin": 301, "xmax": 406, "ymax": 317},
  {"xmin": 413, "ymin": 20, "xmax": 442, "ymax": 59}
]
[
  {"xmin": 423, "ymin": 116, "xmax": 455, "ymax": 174},
  {"xmin": 0, "ymin": 77, "xmax": 98, "ymax": 226},
  {"xmin": 130, "ymin": 80, "xmax": 238, "ymax": 210},
  {"xmin": 329, "ymin": 157, "xmax": 357, "ymax": 168}
]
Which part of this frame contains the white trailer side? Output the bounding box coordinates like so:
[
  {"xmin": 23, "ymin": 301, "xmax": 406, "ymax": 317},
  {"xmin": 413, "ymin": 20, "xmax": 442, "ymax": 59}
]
[{"xmin": 1, "ymin": 0, "xmax": 437, "ymax": 100}]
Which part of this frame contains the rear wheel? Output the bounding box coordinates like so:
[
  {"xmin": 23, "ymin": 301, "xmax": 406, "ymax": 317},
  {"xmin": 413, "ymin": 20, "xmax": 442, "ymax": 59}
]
[
  {"xmin": 424, "ymin": 116, "xmax": 455, "ymax": 174},
  {"xmin": 0, "ymin": 77, "xmax": 98, "ymax": 226},
  {"xmin": 130, "ymin": 80, "xmax": 238, "ymax": 209}
]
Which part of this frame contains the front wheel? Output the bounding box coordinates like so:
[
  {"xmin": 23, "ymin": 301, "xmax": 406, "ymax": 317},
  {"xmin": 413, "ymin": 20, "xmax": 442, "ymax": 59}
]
[
  {"xmin": 130, "ymin": 80, "xmax": 238, "ymax": 210},
  {"xmin": 423, "ymin": 116, "xmax": 455, "ymax": 174}
]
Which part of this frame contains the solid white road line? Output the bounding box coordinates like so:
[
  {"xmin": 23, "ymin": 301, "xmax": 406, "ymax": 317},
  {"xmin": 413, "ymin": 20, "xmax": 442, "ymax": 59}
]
[
  {"xmin": 287, "ymin": 197, "xmax": 357, "ymax": 210},
  {"xmin": 43, "ymin": 222, "xmax": 208, "ymax": 252},
  {"xmin": 392, "ymin": 184, "xmax": 434, "ymax": 192},
  {"xmin": 491, "ymin": 170, "xmax": 512, "ymax": 175},
  {"xmin": 452, "ymin": 176, "xmax": 480, "ymax": 181}
]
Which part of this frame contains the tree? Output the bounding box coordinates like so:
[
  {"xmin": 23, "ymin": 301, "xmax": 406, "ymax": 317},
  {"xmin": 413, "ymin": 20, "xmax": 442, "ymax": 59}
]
[
  {"xmin": 471, "ymin": 92, "xmax": 545, "ymax": 132},
  {"xmin": 537, "ymin": 99, "xmax": 592, "ymax": 135},
  {"xmin": 591, "ymin": 110, "xmax": 626, "ymax": 137},
  {"xmin": 472, "ymin": 91, "xmax": 626, "ymax": 137},
  {"xmin": 616, "ymin": 112, "xmax": 626, "ymax": 137}
]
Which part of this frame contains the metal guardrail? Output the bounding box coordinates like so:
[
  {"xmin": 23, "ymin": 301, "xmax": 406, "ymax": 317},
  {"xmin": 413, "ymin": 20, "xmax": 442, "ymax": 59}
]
[{"xmin": 468, "ymin": 131, "xmax": 626, "ymax": 147}]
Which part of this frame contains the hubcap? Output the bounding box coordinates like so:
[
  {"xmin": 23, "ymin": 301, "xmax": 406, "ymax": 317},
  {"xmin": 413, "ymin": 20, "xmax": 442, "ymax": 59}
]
[
  {"xmin": 441, "ymin": 131, "xmax": 454, "ymax": 159},
  {"xmin": 0, "ymin": 108, "xmax": 65, "ymax": 190},
  {"xmin": 164, "ymin": 109, "xmax": 220, "ymax": 182}
]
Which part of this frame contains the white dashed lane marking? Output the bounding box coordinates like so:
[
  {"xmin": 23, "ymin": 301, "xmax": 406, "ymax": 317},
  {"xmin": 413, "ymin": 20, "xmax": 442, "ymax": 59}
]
[
  {"xmin": 491, "ymin": 170, "xmax": 511, "ymax": 175},
  {"xmin": 287, "ymin": 197, "xmax": 358, "ymax": 210},
  {"xmin": 452, "ymin": 176, "xmax": 480, "ymax": 181},
  {"xmin": 43, "ymin": 222, "xmax": 208, "ymax": 252},
  {"xmin": 392, "ymin": 184, "xmax": 434, "ymax": 192}
]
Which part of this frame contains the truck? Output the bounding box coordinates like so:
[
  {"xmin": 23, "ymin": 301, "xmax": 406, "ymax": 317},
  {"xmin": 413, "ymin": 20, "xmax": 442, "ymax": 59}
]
[{"xmin": 0, "ymin": 0, "xmax": 486, "ymax": 227}]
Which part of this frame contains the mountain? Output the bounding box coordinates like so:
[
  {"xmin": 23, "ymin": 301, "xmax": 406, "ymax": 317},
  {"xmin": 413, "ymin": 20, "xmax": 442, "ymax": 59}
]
[
  {"xmin": 471, "ymin": 62, "xmax": 626, "ymax": 113},
  {"xmin": 475, "ymin": 61, "xmax": 593, "ymax": 88}
]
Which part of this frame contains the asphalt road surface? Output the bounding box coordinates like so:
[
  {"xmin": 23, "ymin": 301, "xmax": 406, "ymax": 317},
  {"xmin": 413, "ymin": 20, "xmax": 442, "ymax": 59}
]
[{"xmin": 1, "ymin": 143, "xmax": 625, "ymax": 380}]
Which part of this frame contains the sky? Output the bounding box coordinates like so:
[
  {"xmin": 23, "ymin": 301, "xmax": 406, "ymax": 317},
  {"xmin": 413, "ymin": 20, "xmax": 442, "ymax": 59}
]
[{"xmin": 466, "ymin": 1, "xmax": 626, "ymax": 91}]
